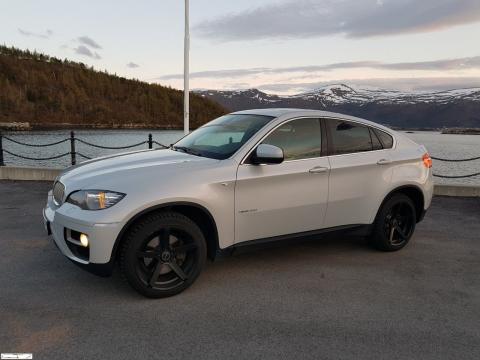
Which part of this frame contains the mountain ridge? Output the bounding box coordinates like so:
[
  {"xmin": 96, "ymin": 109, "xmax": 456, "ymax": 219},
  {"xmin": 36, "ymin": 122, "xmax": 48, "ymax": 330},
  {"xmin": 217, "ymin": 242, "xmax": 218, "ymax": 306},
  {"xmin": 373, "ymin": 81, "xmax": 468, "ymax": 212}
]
[{"xmin": 196, "ymin": 84, "xmax": 480, "ymax": 128}]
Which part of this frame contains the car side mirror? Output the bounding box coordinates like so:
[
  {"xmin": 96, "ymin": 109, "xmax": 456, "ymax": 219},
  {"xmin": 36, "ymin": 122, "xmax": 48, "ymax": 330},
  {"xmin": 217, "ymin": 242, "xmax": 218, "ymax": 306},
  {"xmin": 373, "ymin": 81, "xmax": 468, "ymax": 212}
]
[{"xmin": 251, "ymin": 144, "xmax": 284, "ymax": 165}]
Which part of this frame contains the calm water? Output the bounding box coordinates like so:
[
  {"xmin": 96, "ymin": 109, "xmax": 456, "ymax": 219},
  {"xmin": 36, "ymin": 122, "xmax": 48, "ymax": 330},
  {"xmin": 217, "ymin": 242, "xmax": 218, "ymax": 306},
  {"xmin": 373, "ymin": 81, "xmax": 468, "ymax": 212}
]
[
  {"xmin": 2, "ymin": 129, "xmax": 184, "ymax": 169},
  {"xmin": 403, "ymin": 131, "xmax": 480, "ymax": 185},
  {"xmin": 2, "ymin": 129, "xmax": 479, "ymax": 185}
]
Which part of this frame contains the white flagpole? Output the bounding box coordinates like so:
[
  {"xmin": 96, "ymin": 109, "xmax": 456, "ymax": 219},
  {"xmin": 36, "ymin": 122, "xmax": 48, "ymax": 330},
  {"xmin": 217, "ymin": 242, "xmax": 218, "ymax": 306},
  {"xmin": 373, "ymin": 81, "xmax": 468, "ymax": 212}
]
[{"xmin": 184, "ymin": 0, "xmax": 190, "ymax": 134}]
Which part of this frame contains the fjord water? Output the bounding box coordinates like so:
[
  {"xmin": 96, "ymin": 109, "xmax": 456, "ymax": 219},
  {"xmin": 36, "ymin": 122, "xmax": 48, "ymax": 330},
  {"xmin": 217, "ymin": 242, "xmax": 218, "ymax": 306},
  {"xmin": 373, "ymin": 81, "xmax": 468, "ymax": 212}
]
[
  {"xmin": 2, "ymin": 129, "xmax": 184, "ymax": 169},
  {"xmin": 2, "ymin": 130, "xmax": 479, "ymax": 185},
  {"xmin": 404, "ymin": 131, "xmax": 480, "ymax": 185}
]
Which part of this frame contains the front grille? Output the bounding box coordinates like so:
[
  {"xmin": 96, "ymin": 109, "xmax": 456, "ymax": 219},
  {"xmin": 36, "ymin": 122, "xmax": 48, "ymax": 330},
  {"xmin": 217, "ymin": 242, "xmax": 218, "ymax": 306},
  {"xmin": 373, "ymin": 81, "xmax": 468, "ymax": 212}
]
[{"xmin": 53, "ymin": 181, "xmax": 65, "ymax": 205}]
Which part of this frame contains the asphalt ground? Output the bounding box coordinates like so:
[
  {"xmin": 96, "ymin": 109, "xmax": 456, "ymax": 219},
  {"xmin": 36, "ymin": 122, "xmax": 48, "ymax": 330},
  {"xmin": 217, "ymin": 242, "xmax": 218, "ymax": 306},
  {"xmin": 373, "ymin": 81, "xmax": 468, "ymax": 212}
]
[{"xmin": 0, "ymin": 180, "xmax": 479, "ymax": 360}]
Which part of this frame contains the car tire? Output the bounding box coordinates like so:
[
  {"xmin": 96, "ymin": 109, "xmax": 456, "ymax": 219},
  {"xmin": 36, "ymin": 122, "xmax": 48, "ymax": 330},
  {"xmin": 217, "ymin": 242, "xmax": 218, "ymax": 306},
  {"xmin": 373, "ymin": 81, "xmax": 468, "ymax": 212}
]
[
  {"xmin": 369, "ymin": 194, "xmax": 417, "ymax": 252},
  {"xmin": 120, "ymin": 211, "xmax": 207, "ymax": 298}
]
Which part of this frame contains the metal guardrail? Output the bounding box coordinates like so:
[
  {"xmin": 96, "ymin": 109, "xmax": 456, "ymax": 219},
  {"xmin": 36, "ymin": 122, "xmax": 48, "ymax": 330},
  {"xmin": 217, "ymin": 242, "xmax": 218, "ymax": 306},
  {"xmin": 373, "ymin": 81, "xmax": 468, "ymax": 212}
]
[
  {"xmin": 0, "ymin": 131, "xmax": 168, "ymax": 166},
  {"xmin": 0, "ymin": 132, "xmax": 478, "ymax": 178}
]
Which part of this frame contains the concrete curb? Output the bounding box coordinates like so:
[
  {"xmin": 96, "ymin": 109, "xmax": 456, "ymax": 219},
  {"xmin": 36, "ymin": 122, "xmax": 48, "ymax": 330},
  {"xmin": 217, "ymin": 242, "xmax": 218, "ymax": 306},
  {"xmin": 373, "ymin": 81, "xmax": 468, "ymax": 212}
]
[
  {"xmin": 0, "ymin": 166, "xmax": 60, "ymax": 181},
  {"xmin": 1, "ymin": 166, "xmax": 479, "ymax": 197},
  {"xmin": 433, "ymin": 184, "xmax": 480, "ymax": 197}
]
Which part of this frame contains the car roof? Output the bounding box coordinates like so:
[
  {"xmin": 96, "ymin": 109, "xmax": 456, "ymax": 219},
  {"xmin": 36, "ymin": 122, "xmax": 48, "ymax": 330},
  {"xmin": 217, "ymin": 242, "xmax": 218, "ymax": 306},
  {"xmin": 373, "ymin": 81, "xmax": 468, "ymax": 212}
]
[
  {"xmin": 231, "ymin": 108, "xmax": 393, "ymax": 133},
  {"xmin": 232, "ymin": 108, "xmax": 310, "ymax": 117}
]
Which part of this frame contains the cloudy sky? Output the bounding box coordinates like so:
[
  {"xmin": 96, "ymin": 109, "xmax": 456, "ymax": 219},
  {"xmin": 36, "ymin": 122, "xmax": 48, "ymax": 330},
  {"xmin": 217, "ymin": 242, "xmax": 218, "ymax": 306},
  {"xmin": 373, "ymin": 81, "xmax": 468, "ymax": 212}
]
[{"xmin": 1, "ymin": 0, "xmax": 480, "ymax": 94}]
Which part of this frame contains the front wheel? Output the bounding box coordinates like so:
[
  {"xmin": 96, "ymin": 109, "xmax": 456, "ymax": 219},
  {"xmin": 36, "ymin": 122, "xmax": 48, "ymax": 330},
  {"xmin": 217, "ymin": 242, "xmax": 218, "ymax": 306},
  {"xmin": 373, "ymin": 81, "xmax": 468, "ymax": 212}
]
[
  {"xmin": 120, "ymin": 211, "xmax": 206, "ymax": 298},
  {"xmin": 369, "ymin": 194, "xmax": 417, "ymax": 251}
]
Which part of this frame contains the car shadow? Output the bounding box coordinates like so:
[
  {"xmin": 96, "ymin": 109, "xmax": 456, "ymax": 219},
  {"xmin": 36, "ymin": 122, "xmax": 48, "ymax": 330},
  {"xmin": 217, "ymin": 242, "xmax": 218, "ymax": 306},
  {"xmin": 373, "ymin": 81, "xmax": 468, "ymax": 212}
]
[{"xmin": 39, "ymin": 228, "xmax": 381, "ymax": 301}]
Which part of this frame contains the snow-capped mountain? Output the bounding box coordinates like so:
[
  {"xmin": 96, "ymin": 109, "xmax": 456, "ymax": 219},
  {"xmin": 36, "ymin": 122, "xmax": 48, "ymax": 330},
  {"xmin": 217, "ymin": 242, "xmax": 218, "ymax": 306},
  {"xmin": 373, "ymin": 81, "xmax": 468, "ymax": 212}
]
[
  {"xmin": 292, "ymin": 84, "xmax": 480, "ymax": 105},
  {"xmin": 196, "ymin": 84, "xmax": 480, "ymax": 128}
]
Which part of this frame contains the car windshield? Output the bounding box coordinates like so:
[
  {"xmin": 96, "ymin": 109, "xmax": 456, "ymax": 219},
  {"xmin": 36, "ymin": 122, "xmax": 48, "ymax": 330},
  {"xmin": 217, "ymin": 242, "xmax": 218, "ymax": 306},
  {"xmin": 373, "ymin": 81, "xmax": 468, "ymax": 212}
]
[{"xmin": 172, "ymin": 114, "xmax": 274, "ymax": 159}]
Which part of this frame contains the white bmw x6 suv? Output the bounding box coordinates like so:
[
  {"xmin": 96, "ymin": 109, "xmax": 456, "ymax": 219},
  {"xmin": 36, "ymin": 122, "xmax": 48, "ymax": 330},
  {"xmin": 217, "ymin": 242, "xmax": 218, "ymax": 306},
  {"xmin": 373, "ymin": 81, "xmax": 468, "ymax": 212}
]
[{"xmin": 44, "ymin": 109, "xmax": 433, "ymax": 297}]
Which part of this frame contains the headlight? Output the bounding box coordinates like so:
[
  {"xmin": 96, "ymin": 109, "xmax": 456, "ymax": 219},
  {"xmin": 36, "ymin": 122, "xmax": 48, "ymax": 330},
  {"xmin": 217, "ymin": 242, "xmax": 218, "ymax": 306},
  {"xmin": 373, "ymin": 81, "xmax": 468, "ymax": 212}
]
[{"xmin": 66, "ymin": 190, "xmax": 125, "ymax": 210}]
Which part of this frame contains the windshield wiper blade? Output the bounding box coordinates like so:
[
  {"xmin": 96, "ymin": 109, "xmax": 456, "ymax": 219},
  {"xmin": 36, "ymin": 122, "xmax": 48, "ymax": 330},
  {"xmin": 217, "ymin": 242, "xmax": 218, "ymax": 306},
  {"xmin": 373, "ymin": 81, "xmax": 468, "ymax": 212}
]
[{"xmin": 171, "ymin": 146, "xmax": 204, "ymax": 157}]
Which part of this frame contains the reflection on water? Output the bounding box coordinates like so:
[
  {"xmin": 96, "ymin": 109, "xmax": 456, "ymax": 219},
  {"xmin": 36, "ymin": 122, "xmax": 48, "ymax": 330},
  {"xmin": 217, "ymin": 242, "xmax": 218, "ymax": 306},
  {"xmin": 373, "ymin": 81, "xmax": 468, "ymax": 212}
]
[{"xmin": 2, "ymin": 129, "xmax": 479, "ymax": 185}]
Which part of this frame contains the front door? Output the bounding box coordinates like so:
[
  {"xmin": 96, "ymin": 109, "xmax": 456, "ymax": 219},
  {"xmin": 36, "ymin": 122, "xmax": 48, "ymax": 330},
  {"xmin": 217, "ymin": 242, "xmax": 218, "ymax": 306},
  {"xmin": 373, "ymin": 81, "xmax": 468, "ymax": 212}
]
[{"xmin": 235, "ymin": 118, "xmax": 330, "ymax": 243}]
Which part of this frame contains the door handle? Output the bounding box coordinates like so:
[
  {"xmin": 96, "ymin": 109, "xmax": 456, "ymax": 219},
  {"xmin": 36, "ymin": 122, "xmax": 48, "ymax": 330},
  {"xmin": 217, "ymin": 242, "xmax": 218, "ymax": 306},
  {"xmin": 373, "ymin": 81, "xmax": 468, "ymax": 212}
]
[
  {"xmin": 309, "ymin": 166, "xmax": 329, "ymax": 174},
  {"xmin": 377, "ymin": 158, "xmax": 392, "ymax": 165}
]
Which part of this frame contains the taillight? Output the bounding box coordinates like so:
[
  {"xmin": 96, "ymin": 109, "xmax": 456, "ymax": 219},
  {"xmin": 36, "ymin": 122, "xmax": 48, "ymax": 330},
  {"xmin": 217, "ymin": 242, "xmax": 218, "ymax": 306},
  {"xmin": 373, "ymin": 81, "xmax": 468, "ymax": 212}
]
[{"xmin": 422, "ymin": 153, "xmax": 432, "ymax": 168}]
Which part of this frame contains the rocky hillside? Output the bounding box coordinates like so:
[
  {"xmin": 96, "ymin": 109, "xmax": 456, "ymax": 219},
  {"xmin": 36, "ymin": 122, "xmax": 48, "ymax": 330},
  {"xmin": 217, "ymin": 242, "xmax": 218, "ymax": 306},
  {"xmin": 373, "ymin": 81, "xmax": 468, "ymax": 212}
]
[
  {"xmin": 196, "ymin": 84, "xmax": 480, "ymax": 129},
  {"xmin": 0, "ymin": 45, "xmax": 226, "ymax": 129}
]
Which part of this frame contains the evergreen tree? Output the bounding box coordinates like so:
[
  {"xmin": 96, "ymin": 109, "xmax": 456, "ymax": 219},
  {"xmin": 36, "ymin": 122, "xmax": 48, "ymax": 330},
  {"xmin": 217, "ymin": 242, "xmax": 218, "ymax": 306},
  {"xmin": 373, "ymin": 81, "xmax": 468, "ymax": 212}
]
[{"xmin": 0, "ymin": 45, "xmax": 227, "ymax": 128}]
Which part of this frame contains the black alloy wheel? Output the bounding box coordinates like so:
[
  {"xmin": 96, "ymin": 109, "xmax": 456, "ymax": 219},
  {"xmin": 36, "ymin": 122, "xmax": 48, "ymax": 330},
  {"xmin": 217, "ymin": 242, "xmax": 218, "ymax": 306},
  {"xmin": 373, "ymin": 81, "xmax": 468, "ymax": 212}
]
[
  {"xmin": 370, "ymin": 194, "xmax": 417, "ymax": 251},
  {"xmin": 120, "ymin": 211, "xmax": 206, "ymax": 298},
  {"xmin": 384, "ymin": 202, "xmax": 415, "ymax": 246}
]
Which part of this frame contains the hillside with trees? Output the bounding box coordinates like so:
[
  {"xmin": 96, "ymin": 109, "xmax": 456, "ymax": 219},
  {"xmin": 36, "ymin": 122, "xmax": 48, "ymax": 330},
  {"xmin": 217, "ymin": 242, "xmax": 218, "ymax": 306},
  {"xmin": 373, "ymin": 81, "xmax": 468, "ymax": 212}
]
[{"xmin": 0, "ymin": 45, "xmax": 226, "ymax": 129}]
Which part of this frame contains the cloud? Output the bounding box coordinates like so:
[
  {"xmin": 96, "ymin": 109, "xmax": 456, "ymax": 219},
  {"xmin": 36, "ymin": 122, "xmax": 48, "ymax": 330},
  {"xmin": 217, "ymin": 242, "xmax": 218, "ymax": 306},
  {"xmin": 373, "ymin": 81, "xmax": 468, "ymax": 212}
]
[
  {"xmin": 159, "ymin": 56, "xmax": 480, "ymax": 80},
  {"xmin": 126, "ymin": 62, "xmax": 140, "ymax": 68},
  {"xmin": 77, "ymin": 36, "xmax": 102, "ymax": 49},
  {"xmin": 159, "ymin": 67, "xmax": 270, "ymax": 80},
  {"xmin": 194, "ymin": 0, "xmax": 480, "ymax": 41},
  {"xmin": 74, "ymin": 45, "xmax": 101, "ymax": 59},
  {"xmin": 18, "ymin": 28, "xmax": 53, "ymax": 39}
]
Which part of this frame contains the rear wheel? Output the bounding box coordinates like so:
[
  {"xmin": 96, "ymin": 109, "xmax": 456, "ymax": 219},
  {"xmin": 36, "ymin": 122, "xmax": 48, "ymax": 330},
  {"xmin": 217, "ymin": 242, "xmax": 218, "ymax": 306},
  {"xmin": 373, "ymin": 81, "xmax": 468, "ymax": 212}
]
[
  {"xmin": 120, "ymin": 211, "xmax": 206, "ymax": 298},
  {"xmin": 370, "ymin": 194, "xmax": 417, "ymax": 251}
]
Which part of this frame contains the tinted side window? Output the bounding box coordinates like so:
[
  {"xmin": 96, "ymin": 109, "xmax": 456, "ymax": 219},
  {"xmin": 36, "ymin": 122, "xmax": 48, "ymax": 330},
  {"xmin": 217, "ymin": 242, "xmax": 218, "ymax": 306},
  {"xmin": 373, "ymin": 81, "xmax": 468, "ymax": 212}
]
[
  {"xmin": 262, "ymin": 118, "xmax": 321, "ymax": 161},
  {"xmin": 327, "ymin": 120, "xmax": 373, "ymax": 155},
  {"xmin": 374, "ymin": 129, "xmax": 394, "ymax": 149},
  {"xmin": 369, "ymin": 128, "xmax": 383, "ymax": 150}
]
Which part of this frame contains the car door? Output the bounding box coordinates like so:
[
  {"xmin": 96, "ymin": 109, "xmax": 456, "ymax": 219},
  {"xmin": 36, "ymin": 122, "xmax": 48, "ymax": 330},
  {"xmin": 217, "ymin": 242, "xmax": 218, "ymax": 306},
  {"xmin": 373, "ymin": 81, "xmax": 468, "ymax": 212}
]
[
  {"xmin": 323, "ymin": 118, "xmax": 394, "ymax": 228},
  {"xmin": 235, "ymin": 117, "xmax": 330, "ymax": 243}
]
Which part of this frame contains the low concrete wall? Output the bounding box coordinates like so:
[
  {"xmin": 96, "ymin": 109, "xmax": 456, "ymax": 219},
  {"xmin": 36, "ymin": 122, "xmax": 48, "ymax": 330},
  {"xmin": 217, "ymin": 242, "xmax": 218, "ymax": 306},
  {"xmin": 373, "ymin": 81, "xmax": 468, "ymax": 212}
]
[
  {"xmin": 1, "ymin": 166, "xmax": 479, "ymax": 197},
  {"xmin": 433, "ymin": 184, "xmax": 480, "ymax": 197},
  {"xmin": 0, "ymin": 166, "xmax": 60, "ymax": 181}
]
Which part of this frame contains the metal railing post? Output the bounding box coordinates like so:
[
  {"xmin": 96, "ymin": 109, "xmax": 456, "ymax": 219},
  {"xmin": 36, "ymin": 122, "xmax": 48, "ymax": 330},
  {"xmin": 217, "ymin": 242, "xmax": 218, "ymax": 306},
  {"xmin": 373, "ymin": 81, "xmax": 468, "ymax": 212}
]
[
  {"xmin": 70, "ymin": 131, "xmax": 76, "ymax": 165},
  {"xmin": 0, "ymin": 132, "xmax": 5, "ymax": 166},
  {"xmin": 148, "ymin": 133, "xmax": 153, "ymax": 149}
]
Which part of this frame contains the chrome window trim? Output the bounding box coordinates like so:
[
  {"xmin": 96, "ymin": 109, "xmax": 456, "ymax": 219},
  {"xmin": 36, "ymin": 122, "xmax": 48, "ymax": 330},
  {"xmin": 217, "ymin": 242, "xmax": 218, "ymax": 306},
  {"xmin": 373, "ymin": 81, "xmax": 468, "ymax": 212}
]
[
  {"xmin": 325, "ymin": 116, "xmax": 397, "ymax": 158},
  {"xmin": 326, "ymin": 147, "xmax": 392, "ymax": 159},
  {"xmin": 240, "ymin": 116, "xmax": 397, "ymax": 165}
]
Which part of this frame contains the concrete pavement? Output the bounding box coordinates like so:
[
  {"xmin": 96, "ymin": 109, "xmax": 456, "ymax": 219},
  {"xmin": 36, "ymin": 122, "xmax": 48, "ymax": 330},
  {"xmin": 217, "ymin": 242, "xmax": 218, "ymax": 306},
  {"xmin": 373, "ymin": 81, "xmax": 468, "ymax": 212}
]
[{"xmin": 0, "ymin": 180, "xmax": 479, "ymax": 359}]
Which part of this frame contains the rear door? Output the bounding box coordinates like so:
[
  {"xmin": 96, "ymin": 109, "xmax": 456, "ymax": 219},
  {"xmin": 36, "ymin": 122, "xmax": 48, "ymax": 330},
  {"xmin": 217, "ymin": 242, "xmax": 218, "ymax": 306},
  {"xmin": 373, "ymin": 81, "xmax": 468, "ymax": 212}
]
[
  {"xmin": 235, "ymin": 117, "xmax": 330, "ymax": 243},
  {"xmin": 323, "ymin": 118, "xmax": 394, "ymax": 228}
]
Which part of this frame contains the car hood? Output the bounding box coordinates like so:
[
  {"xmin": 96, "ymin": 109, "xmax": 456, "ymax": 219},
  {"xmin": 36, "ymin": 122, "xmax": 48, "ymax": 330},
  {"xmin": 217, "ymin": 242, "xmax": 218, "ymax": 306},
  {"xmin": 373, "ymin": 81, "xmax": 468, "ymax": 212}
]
[{"xmin": 58, "ymin": 148, "xmax": 218, "ymax": 190}]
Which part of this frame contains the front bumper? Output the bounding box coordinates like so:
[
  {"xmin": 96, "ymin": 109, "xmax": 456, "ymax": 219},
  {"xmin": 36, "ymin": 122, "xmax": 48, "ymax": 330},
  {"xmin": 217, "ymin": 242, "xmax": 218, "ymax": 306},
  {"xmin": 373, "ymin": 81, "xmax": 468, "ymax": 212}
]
[{"xmin": 43, "ymin": 191, "xmax": 122, "ymax": 276}]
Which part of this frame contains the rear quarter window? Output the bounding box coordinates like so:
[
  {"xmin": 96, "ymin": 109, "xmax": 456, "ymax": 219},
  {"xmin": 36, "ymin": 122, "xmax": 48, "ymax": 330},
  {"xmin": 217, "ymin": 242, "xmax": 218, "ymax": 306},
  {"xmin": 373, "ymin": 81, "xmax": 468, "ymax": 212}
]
[
  {"xmin": 369, "ymin": 128, "xmax": 383, "ymax": 150},
  {"xmin": 374, "ymin": 129, "xmax": 394, "ymax": 149}
]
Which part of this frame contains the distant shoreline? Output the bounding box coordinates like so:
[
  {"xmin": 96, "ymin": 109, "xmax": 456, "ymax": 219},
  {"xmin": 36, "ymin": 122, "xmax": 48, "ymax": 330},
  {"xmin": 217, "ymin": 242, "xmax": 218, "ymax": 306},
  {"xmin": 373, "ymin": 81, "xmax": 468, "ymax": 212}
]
[
  {"xmin": 0, "ymin": 122, "xmax": 184, "ymax": 132},
  {"xmin": 1, "ymin": 122, "xmax": 479, "ymax": 134},
  {"xmin": 441, "ymin": 128, "xmax": 480, "ymax": 135}
]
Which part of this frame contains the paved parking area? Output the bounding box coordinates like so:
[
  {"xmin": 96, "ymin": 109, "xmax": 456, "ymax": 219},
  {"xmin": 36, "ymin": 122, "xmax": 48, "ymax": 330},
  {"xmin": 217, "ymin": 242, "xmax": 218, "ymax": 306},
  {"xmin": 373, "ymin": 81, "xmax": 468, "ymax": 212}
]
[{"xmin": 0, "ymin": 180, "xmax": 479, "ymax": 360}]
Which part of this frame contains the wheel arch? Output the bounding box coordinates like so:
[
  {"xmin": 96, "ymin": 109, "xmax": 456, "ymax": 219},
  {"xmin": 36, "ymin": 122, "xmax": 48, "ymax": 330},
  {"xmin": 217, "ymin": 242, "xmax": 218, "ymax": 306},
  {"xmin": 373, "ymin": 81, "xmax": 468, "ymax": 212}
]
[
  {"xmin": 378, "ymin": 185, "xmax": 425, "ymax": 223},
  {"xmin": 111, "ymin": 202, "xmax": 220, "ymax": 262}
]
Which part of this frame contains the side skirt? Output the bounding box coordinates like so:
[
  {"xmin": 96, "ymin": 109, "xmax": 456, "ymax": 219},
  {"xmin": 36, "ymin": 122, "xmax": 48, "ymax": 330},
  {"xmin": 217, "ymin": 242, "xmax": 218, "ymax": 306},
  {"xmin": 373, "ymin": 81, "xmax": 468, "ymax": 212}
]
[{"xmin": 215, "ymin": 224, "xmax": 372, "ymax": 258}]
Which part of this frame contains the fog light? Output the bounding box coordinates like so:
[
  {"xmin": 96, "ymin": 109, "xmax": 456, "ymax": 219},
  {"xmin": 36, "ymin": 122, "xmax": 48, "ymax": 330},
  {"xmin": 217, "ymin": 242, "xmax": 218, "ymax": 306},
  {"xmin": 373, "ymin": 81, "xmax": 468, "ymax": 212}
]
[{"xmin": 79, "ymin": 233, "xmax": 89, "ymax": 247}]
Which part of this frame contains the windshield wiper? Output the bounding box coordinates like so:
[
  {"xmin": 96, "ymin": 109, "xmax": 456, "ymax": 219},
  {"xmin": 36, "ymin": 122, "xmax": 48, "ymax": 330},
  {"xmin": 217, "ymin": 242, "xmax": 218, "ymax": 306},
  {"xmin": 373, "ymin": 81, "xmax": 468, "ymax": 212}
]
[{"xmin": 171, "ymin": 145, "xmax": 204, "ymax": 157}]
